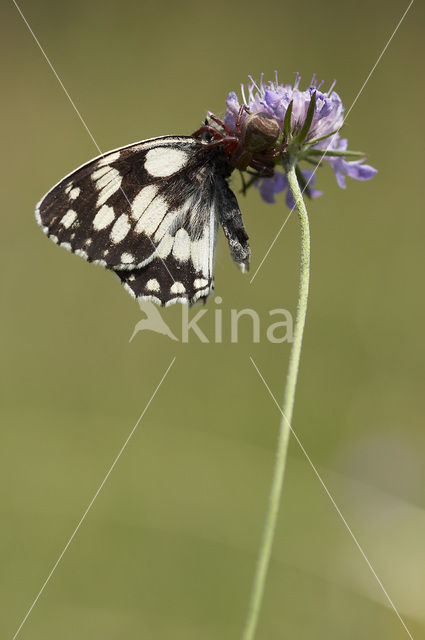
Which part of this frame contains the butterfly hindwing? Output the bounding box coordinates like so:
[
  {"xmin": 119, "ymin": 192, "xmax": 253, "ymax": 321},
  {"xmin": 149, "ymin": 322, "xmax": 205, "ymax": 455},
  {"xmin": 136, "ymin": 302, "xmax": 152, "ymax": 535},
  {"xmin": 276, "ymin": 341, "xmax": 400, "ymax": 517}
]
[
  {"xmin": 36, "ymin": 135, "xmax": 250, "ymax": 305},
  {"xmin": 115, "ymin": 208, "xmax": 218, "ymax": 306}
]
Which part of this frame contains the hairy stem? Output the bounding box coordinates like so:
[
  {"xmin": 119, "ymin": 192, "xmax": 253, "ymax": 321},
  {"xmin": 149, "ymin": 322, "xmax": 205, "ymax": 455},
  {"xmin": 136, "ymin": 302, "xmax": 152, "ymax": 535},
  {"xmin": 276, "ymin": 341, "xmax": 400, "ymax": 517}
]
[{"xmin": 242, "ymin": 156, "xmax": 310, "ymax": 640}]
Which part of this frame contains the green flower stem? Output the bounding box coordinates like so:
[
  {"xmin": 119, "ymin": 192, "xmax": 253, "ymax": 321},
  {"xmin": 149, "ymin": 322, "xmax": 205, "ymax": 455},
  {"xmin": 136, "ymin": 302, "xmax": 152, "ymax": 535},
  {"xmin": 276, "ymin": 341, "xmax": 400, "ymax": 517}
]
[
  {"xmin": 306, "ymin": 148, "xmax": 364, "ymax": 158},
  {"xmin": 242, "ymin": 156, "xmax": 310, "ymax": 640}
]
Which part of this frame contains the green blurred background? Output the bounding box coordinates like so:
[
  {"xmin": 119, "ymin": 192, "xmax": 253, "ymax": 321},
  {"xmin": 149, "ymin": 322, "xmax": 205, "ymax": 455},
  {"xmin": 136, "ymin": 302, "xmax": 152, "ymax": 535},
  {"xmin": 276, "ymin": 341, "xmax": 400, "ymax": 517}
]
[{"xmin": 2, "ymin": 0, "xmax": 424, "ymax": 638}]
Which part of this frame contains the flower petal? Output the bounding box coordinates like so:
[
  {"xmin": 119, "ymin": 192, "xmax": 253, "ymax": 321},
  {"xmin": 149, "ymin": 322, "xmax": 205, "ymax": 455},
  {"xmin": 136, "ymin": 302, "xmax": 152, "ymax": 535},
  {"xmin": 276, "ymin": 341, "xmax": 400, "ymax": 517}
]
[
  {"xmin": 309, "ymin": 187, "xmax": 323, "ymax": 199},
  {"xmin": 285, "ymin": 188, "xmax": 296, "ymax": 210},
  {"xmin": 301, "ymin": 169, "xmax": 324, "ymax": 200},
  {"xmin": 340, "ymin": 160, "xmax": 378, "ymax": 181},
  {"xmin": 257, "ymin": 171, "xmax": 287, "ymax": 204},
  {"xmin": 334, "ymin": 170, "xmax": 346, "ymax": 189},
  {"xmin": 223, "ymin": 91, "xmax": 241, "ymax": 131},
  {"xmin": 257, "ymin": 168, "xmax": 324, "ymax": 208}
]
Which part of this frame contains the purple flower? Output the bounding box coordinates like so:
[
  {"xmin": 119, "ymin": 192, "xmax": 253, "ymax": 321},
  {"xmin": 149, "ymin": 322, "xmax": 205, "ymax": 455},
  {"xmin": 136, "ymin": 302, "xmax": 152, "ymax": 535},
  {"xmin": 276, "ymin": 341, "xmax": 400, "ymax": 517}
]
[
  {"xmin": 257, "ymin": 169, "xmax": 323, "ymax": 208},
  {"xmin": 313, "ymin": 135, "xmax": 377, "ymax": 188},
  {"xmin": 223, "ymin": 73, "xmax": 377, "ymax": 206}
]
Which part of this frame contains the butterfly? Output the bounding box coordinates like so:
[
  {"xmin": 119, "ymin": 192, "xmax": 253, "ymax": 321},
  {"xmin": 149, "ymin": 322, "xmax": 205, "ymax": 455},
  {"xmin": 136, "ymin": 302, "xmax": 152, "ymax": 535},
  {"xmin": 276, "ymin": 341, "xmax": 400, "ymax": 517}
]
[{"xmin": 36, "ymin": 110, "xmax": 284, "ymax": 306}]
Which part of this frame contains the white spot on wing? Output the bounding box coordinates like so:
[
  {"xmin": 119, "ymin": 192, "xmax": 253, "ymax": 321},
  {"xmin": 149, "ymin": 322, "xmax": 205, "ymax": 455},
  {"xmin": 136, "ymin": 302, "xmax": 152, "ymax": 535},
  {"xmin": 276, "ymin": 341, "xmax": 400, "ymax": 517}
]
[
  {"xmin": 60, "ymin": 209, "xmax": 77, "ymax": 229},
  {"xmin": 194, "ymin": 278, "xmax": 209, "ymax": 289},
  {"xmin": 91, "ymin": 166, "xmax": 110, "ymax": 181},
  {"xmin": 97, "ymin": 151, "xmax": 121, "ymax": 167},
  {"xmin": 120, "ymin": 252, "xmax": 134, "ymax": 264},
  {"xmin": 95, "ymin": 168, "xmax": 123, "ymax": 207},
  {"xmin": 145, "ymin": 147, "xmax": 188, "ymax": 177},
  {"xmin": 110, "ymin": 214, "xmax": 130, "ymax": 244},
  {"xmin": 131, "ymin": 185, "xmax": 158, "ymax": 221},
  {"xmin": 146, "ymin": 278, "xmax": 160, "ymax": 292},
  {"xmin": 191, "ymin": 207, "xmax": 217, "ymax": 276},
  {"xmin": 170, "ymin": 281, "xmax": 185, "ymax": 294},
  {"xmin": 155, "ymin": 233, "xmax": 173, "ymax": 259},
  {"xmin": 191, "ymin": 233, "xmax": 208, "ymax": 273},
  {"xmin": 93, "ymin": 205, "xmax": 115, "ymax": 230},
  {"xmin": 135, "ymin": 196, "xmax": 167, "ymax": 235},
  {"xmin": 153, "ymin": 211, "xmax": 177, "ymax": 243},
  {"xmin": 172, "ymin": 229, "xmax": 191, "ymax": 262},
  {"xmin": 94, "ymin": 169, "xmax": 116, "ymax": 191},
  {"xmin": 69, "ymin": 187, "xmax": 80, "ymax": 200}
]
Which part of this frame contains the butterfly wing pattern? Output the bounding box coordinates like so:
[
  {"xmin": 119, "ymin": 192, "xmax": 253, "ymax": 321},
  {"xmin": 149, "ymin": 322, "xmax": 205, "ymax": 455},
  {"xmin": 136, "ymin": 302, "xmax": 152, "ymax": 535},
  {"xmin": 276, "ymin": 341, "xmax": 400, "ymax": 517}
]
[{"xmin": 36, "ymin": 136, "xmax": 250, "ymax": 306}]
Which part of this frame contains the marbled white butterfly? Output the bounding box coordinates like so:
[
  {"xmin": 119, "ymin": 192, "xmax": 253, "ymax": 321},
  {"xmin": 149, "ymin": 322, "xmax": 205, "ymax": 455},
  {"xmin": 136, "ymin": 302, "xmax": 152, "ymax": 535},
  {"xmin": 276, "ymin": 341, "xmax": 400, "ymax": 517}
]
[{"xmin": 36, "ymin": 110, "xmax": 284, "ymax": 306}]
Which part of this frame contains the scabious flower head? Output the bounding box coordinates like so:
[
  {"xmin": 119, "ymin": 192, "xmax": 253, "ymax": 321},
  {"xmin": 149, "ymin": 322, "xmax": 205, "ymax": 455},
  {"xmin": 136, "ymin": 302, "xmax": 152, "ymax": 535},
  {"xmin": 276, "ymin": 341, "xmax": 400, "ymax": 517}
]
[{"xmin": 223, "ymin": 73, "xmax": 377, "ymax": 206}]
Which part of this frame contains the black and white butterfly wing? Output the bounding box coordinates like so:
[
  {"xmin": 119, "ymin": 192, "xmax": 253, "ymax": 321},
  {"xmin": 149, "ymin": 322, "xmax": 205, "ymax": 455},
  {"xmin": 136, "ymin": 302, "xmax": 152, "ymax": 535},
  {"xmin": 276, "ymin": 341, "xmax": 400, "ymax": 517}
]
[
  {"xmin": 115, "ymin": 204, "xmax": 218, "ymax": 305},
  {"xmin": 36, "ymin": 135, "xmax": 250, "ymax": 306}
]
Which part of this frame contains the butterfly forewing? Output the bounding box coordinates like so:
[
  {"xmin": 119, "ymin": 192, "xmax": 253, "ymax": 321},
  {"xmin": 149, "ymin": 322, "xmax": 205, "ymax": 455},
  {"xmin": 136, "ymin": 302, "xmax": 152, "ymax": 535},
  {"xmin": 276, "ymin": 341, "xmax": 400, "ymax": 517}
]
[{"xmin": 36, "ymin": 135, "xmax": 250, "ymax": 306}]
